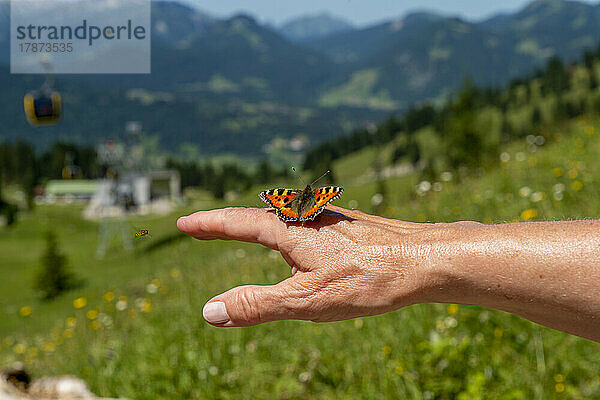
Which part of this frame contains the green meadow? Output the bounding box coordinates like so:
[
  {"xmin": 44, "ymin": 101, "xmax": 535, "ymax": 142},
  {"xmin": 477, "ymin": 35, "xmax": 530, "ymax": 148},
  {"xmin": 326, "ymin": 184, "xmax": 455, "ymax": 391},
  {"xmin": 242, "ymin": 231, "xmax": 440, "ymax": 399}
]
[{"xmin": 2, "ymin": 116, "xmax": 600, "ymax": 399}]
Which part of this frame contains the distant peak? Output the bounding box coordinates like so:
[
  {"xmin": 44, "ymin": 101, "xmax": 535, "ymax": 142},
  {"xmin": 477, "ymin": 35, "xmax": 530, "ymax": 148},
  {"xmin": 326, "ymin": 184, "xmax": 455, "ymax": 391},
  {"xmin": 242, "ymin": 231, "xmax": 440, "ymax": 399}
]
[
  {"xmin": 278, "ymin": 12, "xmax": 354, "ymax": 42},
  {"xmin": 229, "ymin": 13, "xmax": 257, "ymax": 23},
  {"xmin": 401, "ymin": 11, "xmax": 445, "ymax": 25},
  {"xmin": 152, "ymin": 1, "xmax": 195, "ymax": 12},
  {"xmin": 281, "ymin": 12, "xmax": 353, "ymax": 24},
  {"xmin": 521, "ymin": 0, "xmax": 565, "ymax": 13}
]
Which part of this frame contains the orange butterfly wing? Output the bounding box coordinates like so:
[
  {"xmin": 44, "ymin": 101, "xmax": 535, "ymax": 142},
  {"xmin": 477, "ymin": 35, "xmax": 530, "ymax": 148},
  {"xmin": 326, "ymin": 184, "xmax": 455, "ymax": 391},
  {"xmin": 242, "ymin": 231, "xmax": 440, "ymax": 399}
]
[
  {"xmin": 259, "ymin": 189, "xmax": 300, "ymax": 221},
  {"xmin": 274, "ymin": 205, "xmax": 300, "ymax": 221},
  {"xmin": 300, "ymin": 186, "xmax": 344, "ymax": 221},
  {"xmin": 259, "ymin": 188, "xmax": 297, "ymax": 208}
]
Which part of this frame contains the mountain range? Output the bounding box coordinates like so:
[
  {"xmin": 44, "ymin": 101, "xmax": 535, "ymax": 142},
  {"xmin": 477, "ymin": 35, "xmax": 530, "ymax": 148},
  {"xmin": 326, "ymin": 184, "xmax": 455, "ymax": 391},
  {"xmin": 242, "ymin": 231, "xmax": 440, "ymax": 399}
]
[
  {"xmin": 278, "ymin": 13, "xmax": 354, "ymax": 42},
  {"xmin": 1, "ymin": 0, "xmax": 600, "ymax": 158}
]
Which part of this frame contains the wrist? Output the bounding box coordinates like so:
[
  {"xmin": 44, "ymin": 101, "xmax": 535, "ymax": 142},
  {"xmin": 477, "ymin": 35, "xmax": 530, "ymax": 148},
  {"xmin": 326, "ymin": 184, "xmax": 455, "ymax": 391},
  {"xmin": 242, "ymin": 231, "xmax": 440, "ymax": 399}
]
[{"xmin": 412, "ymin": 221, "xmax": 491, "ymax": 306}]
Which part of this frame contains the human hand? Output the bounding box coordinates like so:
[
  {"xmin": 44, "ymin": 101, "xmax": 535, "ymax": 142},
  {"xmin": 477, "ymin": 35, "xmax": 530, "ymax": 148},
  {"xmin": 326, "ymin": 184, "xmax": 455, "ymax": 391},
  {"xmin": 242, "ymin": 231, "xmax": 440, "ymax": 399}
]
[
  {"xmin": 178, "ymin": 208, "xmax": 600, "ymax": 341},
  {"xmin": 176, "ymin": 206, "xmax": 444, "ymax": 327}
]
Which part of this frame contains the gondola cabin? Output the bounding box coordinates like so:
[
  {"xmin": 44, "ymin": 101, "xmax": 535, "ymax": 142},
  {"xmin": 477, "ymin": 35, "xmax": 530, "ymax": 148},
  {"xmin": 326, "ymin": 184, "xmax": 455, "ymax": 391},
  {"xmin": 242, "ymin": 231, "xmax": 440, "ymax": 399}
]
[{"xmin": 24, "ymin": 91, "xmax": 62, "ymax": 126}]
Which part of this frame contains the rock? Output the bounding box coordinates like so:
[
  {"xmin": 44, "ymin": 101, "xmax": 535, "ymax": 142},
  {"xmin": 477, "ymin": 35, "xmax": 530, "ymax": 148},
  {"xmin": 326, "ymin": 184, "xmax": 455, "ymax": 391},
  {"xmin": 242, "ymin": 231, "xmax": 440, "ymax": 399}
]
[
  {"xmin": 29, "ymin": 376, "xmax": 95, "ymax": 398},
  {"xmin": 1, "ymin": 366, "xmax": 127, "ymax": 400}
]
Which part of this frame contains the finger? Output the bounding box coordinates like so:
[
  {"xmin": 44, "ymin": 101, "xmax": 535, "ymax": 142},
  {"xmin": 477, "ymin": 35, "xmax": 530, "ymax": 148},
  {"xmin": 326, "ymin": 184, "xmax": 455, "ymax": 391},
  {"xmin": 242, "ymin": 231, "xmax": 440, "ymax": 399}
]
[
  {"xmin": 177, "ymin": 207, "xmax": 287, "ymax": 250},
  {"xmin": 202, "ymin": 277, "xmax": 310, "ymax": 327}
]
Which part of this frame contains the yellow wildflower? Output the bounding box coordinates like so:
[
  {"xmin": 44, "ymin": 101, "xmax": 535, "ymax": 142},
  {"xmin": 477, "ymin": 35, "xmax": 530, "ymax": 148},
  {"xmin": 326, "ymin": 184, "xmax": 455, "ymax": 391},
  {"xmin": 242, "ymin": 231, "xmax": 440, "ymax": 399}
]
[
  {"xmin": 568, "ymin": 168, "xmax": 578, "ymax": 179},
  {"xmin": 86, "ymin": 310, "xmax": 98, "ymax": 320},
  {"xmin": 447, "ymin": 304, "xmax": 459, "ymax": 315},
  {"xmin": 552, "ymin": 167, "xmax": 563, "ymax": 177},
  {"xmin": 27, "ymin": 347, "xmax": 38, "ymax": 357},
  {"xmin": 42, "ymin": 342, "xmax": 55, "ymax": 352},
  {"xmin": 88, "ymin": 320, "xmax": 101, "ymax": 330},
  {"xmin": 140, "ymin": 299, "xmax": 151, "ymax": 313},
  {"xmin": 521, "ymin": 209, "xmax": 537, "ymax": 221},
  {"xmin": 13, "ymin": 343, "xmax": 26, "ymax": 354},
  {"xmin": 73, "ymin": 297, "xmax": 87, "ymax": 309},
  {"xmin": 19, "ymin": 306, "xmax": 32, "ymax": 317},
  {"xmin": 103, "ymin": 291, "xmax": 115, "ymax": 302}
]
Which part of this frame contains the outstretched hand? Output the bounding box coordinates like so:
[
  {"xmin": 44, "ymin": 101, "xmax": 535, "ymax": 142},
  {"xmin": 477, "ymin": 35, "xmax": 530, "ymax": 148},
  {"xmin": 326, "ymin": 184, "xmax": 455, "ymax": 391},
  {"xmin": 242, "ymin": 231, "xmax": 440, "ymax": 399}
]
[
  {"xmin": 176, "ymin": 206, "xmax": 440, "ymax": 327},
  {"xmin": 178, "ymin": 207, "xmax": 600, "ymax": 342}
]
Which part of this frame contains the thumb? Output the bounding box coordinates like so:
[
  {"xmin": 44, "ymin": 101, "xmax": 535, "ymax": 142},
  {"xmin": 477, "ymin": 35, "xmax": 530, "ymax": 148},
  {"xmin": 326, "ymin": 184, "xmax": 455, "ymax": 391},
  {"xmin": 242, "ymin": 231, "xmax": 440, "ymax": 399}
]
[{"xmin": 202, "ymin": 279, "xmax": 306, "ymax": 327}]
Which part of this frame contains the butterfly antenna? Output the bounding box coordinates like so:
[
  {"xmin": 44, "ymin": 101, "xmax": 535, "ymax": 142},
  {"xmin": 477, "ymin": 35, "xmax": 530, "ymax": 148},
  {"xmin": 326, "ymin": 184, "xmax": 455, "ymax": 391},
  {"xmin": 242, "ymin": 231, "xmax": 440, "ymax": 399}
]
[
  {"xmin": 291, "ymin": 166, "xmax": 307, "ymax": 186},
  {"xmin": 310, "ymin": 170, "xmax": 330, "ymax": 187}
]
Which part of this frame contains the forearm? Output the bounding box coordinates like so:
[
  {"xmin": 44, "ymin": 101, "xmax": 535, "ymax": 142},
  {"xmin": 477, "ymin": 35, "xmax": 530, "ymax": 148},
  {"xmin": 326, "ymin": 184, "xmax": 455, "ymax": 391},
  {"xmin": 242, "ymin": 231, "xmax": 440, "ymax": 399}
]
[{"xmin": 420, "ymin": 220, "xmax": 600, "ymax": 342}]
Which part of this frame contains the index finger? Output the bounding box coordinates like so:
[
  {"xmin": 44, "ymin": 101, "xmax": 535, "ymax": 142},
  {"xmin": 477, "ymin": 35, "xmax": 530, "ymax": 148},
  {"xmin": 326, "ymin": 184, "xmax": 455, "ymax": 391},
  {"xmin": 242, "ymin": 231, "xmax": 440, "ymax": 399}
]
[{"xmin": 177, "ymin": 207, "xmax": 288, "ymax": 250}]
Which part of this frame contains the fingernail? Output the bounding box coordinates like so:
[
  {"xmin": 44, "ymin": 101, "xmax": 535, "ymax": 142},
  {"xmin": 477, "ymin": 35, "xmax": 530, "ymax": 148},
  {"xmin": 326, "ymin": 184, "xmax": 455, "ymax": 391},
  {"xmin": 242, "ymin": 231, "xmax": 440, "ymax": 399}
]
[
  {"xmin": 203, "ymin": 301, "xmax": 230, "ymax": 324},
  {"xmin": 176, "ymin": 215, "xmax": 190, "ymax": 229}
]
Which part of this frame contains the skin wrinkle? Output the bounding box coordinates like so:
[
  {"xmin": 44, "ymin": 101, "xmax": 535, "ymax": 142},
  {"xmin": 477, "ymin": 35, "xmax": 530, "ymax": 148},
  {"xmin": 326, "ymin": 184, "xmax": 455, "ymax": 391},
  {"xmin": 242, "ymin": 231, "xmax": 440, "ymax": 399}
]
[
  {"xmin": 361, "ymin": 244, "xmax": 410, "ymax": 297},
  {"xmin": 286, "ymin": 224, "xmax": 353, "ymax": 271},
  {"xmin": 281, "ymin": 251, "xmax": 300, "ymax": 271},
  {"xmin": 286, "ymin": 270, "xmax": 343, "ymax": 319},
  {"xmin": 236, "ymin": 286, "xmax": 262, "ymax": 323},
  {"xmin": 307, "ymin": 265, "xmax": 385, "ymax": 322}
]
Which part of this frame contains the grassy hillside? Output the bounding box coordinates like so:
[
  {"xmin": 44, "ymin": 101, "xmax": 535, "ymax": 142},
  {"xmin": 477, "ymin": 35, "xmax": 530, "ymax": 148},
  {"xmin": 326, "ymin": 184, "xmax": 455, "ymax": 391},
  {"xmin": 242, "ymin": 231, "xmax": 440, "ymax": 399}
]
[
  {"xmin": 321, "ymin": 116, "xmax": 599, "ymax": 224},
  {"xmin": 1, "ymin": 115, "xmax": 600, "ymax": 399}
]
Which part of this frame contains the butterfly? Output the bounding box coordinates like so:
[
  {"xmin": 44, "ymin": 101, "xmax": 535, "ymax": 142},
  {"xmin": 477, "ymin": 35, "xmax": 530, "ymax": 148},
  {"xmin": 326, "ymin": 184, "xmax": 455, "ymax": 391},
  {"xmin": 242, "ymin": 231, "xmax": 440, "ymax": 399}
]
[
  {"xmin": 260, "ymin": 185, "xmax": 343, "ymax": 222},
  {"xmin": 260, "ymin": 169, "xmax": 343, "ymax": 222}
]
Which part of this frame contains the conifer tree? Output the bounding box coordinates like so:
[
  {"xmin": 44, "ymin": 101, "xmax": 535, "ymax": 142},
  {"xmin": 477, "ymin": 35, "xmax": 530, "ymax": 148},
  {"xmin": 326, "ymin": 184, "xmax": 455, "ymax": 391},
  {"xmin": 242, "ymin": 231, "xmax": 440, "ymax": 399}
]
[{"xmin": 34, "ymin": 232, "xmax": 78, "ymax": 300}]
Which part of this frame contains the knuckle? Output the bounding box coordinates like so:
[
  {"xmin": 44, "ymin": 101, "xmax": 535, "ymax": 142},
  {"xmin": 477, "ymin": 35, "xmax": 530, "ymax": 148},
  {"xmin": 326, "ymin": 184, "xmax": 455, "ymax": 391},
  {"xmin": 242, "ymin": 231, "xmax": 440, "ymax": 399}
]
[{"xmin": 233, "ymin": 286, "xmax": 262, "ymax": 323}]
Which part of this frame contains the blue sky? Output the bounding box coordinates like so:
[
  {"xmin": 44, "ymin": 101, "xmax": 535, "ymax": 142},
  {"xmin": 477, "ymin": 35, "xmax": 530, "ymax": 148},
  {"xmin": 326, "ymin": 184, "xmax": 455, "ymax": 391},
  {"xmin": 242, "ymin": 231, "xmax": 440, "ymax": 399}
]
[{"xmin": 181, "ymin": 0, "xmax": 598, "ymax": 26}]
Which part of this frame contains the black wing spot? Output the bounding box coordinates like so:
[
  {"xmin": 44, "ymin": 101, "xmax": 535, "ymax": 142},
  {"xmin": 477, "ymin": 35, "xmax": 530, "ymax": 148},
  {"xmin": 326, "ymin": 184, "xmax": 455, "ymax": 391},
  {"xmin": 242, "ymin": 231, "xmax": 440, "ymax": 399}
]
[{"xmin": 277, "ymin": 189, "xmax": 284, "ymax": 195}]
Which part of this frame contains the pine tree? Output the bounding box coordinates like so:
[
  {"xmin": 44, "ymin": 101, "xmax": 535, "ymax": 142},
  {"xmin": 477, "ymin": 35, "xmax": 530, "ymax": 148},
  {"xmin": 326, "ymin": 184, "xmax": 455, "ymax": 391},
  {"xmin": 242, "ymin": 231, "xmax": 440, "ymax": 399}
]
[{"xmin": 34, "ymin": 232, "xmax": 78, "ymax": 300}]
